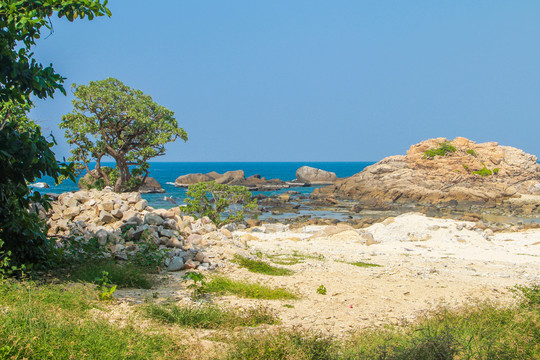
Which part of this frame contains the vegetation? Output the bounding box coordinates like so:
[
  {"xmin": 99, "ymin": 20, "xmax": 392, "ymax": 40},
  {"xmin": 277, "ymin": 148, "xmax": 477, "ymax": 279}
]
[
  {"xmin": 67, "ymin": 260, "xmax": 154, "ymax": 289},
  {"xmin": 0, "ymin": 280, "xmax": 182, "ymax": 359},
  {"xmin": 316, "ymin": 284, "xmax": 327, "ymax": 295},
  {"xmin": 0, "ymin": 1, "xmax": 110, "ymax": 266},
  {"xmin": 423, "ymin": 142, "xmax": 456, "ymax": 159},
  {"xmin": 60, "ymin": 78, "xmax": 188, "ymax": 192},
  {"xmin": 185, "ymin": 181, "xmax": 257, "ymax": 226},
  {"xmin": 233, "ymin": 254, "xmax": 294, "ymax": 276},
  {"xmin": 145, "ymin": 303, "xmax": 278, "ymax": 329},
  {"xmin": 466, "ymin": 149, "xmax": 477, "ymax": 156},
  {"xmin": 347, "ymin": 261, "xmax": 381, "ymax": 268},
  {"xmin": 202, "ymin": 276, "xmax": 299, "ymax": 300},
  {"xmin": 264, "ymin": 251, "xmax": 325, "ymax": 265},
  {"xmin": 472, "ymin": 166, "xmax": 494, "ymax": 177}
]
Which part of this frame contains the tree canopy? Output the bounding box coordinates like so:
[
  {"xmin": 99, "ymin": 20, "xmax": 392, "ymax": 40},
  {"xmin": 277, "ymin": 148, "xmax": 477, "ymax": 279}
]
[
  {"xmin": 0, "ymin": 0, "xmax": 110, "ymax": 265},
  {"xmin": 60, "ymin": 78, "xmax": 188, "ymax": 192}
]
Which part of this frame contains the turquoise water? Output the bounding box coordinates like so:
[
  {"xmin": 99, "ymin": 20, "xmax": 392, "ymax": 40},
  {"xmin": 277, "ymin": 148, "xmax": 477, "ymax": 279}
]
[{"xmin": 39, "ymin": 162, "xmax": 374, "ymax": 209}]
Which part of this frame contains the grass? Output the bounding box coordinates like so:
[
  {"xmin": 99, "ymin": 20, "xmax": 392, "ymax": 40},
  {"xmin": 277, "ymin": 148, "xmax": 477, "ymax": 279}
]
[
  {"xmin": 346, "ymin": 261, "xmax": 381, "ymax": 268},
  {"xmin": 423, "ymin": 142, "xmax": 456, "ymax": 159},
  {"xmin": 0, "ymin": 280, "xmax": 182, "ymax": 359},
  {"xmin": 2, "ymin": 277, "xmax": 540, "ymax": 359},
  {"xmin": 202, "ymin": 276, "xmax": 299, "ymax": 300},
  {"xmin": 144, "ymin": 303, "xmax": 278, "ymax": 329},
  {"xmin": 265, "ymin": 251, "xmax": 325, "ymax": 265},
  {"xmin": 233, "ymin": 254, "xmax": 294, "ymax": 276},
  {"xmin": 66, "ymin": 260, "xmax": 154, "ymax": 289}
]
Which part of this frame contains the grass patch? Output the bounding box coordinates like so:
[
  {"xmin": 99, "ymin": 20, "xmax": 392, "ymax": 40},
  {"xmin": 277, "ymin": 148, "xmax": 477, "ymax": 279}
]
[
  {"xmin": 233, "ymin": 255, "xmax": 294, "ymax": 276},
  {"xmin": 144, "ymin": 303, "xmax": 278, "ymax": 329},
  {"xmin": 347, "ymin": 261, "xmax": 382, "ymax": 268},
  {"xmin": 0, "ymin": 280, "xmax": 182, "ymax": 359},
  {"xmin": 66, "ymin": 260, "xmax": 154, "ymax": 289},
  {"xmin": 202, "ymin": 276, "xmax": 299, "ymax": 300},
  {"xmin": 266, "ymin": 251, "xmax": 325, "ymax": 265}
]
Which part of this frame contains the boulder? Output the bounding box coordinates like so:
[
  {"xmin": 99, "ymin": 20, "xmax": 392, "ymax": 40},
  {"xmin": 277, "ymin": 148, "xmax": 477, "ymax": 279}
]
[
  {"xmin": 174, "ymin": 173, "xmax": 214, "ymax": 187},
  {"xmin": 215, "ymin": 170, "xmax": 245, "ymax": 184},
  {"xmin": 138, "ymin": 177, "xmax": 165, "ymax": 193},
  {"xmin": 296, "ymin": 166, "xmax": 338, "ymax": 184}
]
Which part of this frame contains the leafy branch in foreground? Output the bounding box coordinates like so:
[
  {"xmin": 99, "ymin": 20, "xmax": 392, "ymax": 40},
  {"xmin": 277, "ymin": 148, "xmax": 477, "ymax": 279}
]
[{"xmin": 185, "ymin": 181, "xmax": 257, "ymax": 226}]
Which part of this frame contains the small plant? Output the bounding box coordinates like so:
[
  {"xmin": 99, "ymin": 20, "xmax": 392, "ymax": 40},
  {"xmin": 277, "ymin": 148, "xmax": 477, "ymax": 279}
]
[
  {"xmin": 493, "ymin": 168, "xmax": 500, "ymax": 175},
  {"xmin": 185, "ymin": 181, "xmax": 257, "ymax": 226},
  {"xmin": 316, "ymin": 285, "xmax": 327, "ymax": 295},
  {"xmin": 233, "ymin": 255, "xmax": 294, "ymax": 276},
  {"xmin": 182, "ymin": 271, "xmax": 206, "ymax": 298},
  {"xmin": 462, "ymin": 164, "xmax": 470, "ymax": 173},
  {"xmin": 472, "ymin": 166, "xmax": 493, "ymax": 177},
  {"xmin": 423, "ymin": 142, "xmax": 456, "ymax": 159},
  {"xmin": 94, "ymin": 271, "xmax": 117, "ymax": 301},
  {"xmin": 128, "ymin": 241, "xmax": 169, "ymax": 269},
  {"xmin": 466, "ymin": 149, "xmax": 477, "ymax": 156}
]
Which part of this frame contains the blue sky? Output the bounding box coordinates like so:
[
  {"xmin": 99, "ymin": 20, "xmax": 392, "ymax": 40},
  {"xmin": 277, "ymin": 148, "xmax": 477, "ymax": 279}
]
[{"xmin": 30, "ymin": 1, "xmax": 540, "ymax": 162}]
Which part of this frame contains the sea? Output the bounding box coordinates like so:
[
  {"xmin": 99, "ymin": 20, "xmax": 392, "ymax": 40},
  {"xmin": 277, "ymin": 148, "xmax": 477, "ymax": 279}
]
[{"xmin": 39, "ymin": 162, "xmax": 374, "ymax": 210}]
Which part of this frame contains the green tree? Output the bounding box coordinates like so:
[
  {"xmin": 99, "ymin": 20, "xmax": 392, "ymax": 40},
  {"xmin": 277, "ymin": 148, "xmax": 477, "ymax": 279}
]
[
  {"xmin": 185, "ymin": 181, "xmax": 257, "ymax": 226},
  {"xmin": 60, "ymin": 78, "xmax": 188, "ymax": 192},
  {"xmin": 0, "ymin": 1, "xmax": 110, "ymax": 265}
]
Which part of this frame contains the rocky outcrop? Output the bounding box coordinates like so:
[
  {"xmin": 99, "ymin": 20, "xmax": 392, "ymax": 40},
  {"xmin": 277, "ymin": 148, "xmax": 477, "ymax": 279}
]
[
  {"xmin": 313, "ymin": 137, "xmax": 540, "ymax": 209},
  {"xmin": 296, "ymin": 166, "xmax": 338, "ymax": 185},
  {"xmin": 174, "ymin": 170, "xmax": 289, "ymax": 191}
]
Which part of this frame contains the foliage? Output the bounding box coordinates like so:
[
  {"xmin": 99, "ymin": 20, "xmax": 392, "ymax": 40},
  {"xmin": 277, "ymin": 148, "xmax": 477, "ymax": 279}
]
[
  {"xmin": 94, "ymin": 270, "xmax": 117, "ymax": 301},
  {"xmin": 316, "ymin": 284, "xmax": 327, "ymax": 295},
  {"xmin": 0, "ymin": 107, "xmax": 75, "ymax": 265},
  {"xmin": 128, "ymin": 241, "xmax": 168, "ymax": 270},
  {"xmin": 182, "ymin": 271, "xmax": 206, "ymax": 298},
  {"xmin": 144, "ymin": 303, "xmax": 278, "ymax": 329},
  {"xmin": 202, "ymin": 276, "xmax": 299, "ymax": 300},
  {"xmin": 0, "ymin": 1, "xmax": 110, "ymax": 267},
  {"xmin": 423, "ymin": 142, "xmax": 456, "ymax": 159},
  {"xmin": 513, "ymin": 283, "xmax": 540, "ymax": 307},
  {"xmin": 472, "ymin": 166, "xmax": 493, "ymax": 177},
  {"xmin": 466, "ymin": 149, "xmax": 477, "ymax": 156},
  {"xmin": 185, "ymin": 181, "xmax": 257, "ymax": 226},
  {"xmin": 60, "ymin": 78, "xmax": 188, "ymax": 192},
  {"xmin": 233, "ymin": 254, "xmax": 294, "ymax": 276}
]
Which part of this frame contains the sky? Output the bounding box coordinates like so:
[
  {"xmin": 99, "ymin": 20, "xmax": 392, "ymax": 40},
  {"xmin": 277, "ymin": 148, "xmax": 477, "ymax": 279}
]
[{"xmin": 30, "ymin": 1, "xmax": 540, "ymax": 162}]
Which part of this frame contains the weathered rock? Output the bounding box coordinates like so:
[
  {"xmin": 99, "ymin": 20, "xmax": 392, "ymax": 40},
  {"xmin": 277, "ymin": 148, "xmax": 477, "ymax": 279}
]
[
  {"xmin": 138, "ymin": 177, "xmax": 165, "ymax": 193},
  {"xmin": 174, "ymin": 173, "xmax": 214, "ymax": 186},
  {"xmin": 99, "ymin": 211, "xmax": 114, "ymax": 224},
  {"xmin": 167, "ymin": 256, "xmax": 185, "ymax": 271},
  {"xmin": 296, "ymin": 166, "xmax": 338, "ymax": 185},
  {"xmin": 215, "ymin": 170, "xmax": 245, "ymax": 185},
  {"xmin": 95, "ymin": 229, "xmax": 109, "ymax": 245},
  {"xmin": 134, "ymin": 199, "xmax": 148, "ymax": 211},
  {"xmin": 313, "ymin": 137, "xmax": 540, "ymax": 210},
  {"xmin": 144, "ymin": 212, "xmax": 164, "ymax": 226}
]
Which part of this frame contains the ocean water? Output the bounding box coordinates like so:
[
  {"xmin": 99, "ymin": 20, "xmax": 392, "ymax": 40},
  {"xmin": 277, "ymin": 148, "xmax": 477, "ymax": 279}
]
[{"xmin": 39, "ymin": 162, "xmax": 374, "ymax": 209}]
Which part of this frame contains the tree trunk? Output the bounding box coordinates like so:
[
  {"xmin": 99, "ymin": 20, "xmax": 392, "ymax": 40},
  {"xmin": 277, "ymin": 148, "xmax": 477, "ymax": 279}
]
[{"xmin": 114, "ymin": 156, "xmax": 131, "ymax": 192}]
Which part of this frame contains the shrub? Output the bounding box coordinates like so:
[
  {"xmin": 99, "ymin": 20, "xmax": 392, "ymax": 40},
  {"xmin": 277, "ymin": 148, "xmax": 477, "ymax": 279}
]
[
  {"xmin": 424, "ymin": 142, "xmax": 456, "ymax": 159},
  {"xmin": 472, "ymin": 166, "xmax": 493, "ymax": 177},
  {"xmin": 466, "ymin": 149, "xmax": 477, "ymax": 156},
  {"xmin": 185, "ymin": 181, "xmax": 257, "ymax": 226}
]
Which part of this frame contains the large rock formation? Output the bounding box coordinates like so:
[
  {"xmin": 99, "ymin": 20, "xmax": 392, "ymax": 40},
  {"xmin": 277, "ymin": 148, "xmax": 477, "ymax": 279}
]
[
  {"xmin": 174, "ymin": 170, "xmax": 288, "ymax": 191},
  {"xmin": 296, "ymin": 166, "xmax": 338, "ymax": 185},
  {"xmin": 313, "ymin": 137, "xmax": 540, "ymax": 207}
]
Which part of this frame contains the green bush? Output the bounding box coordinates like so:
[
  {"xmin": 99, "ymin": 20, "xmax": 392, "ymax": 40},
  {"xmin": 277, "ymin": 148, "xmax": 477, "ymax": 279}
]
[
  {"xmin": 472, "ymin": 166, "xmax": 493, "ymax": 177},
  {"xmin": 424, "ymin": 142, "xmax": 456, "ymax": 159},
  {"xmin": 185, "ymin": 181, "xmax": 257, "ymax": 226}
]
